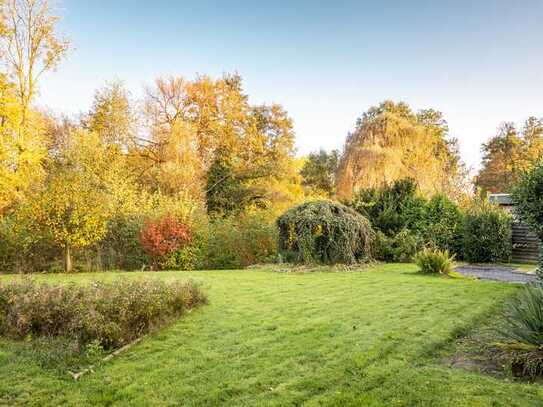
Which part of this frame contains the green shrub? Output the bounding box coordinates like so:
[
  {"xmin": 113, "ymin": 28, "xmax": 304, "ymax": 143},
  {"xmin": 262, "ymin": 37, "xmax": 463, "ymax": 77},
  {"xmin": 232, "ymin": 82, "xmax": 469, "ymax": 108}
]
[
  {"xmin": 204, "ymin": 211, "xmax": 278, "ymax": 269},
  {"xmin": 277, "ymin": 200, "xmax": 374, "ymax": 264},
  {"xmin": 413, "ymin": 248, "xmax": 455, "ymax": 275},
  {"xmin": 350, "ymin": 178, "xmax": 424, "ymax": 236},
  {"xmin": 462, "ymin": 202, "xmax": 512, "ymax": 263},
  {"xmin": 423, "ymin": 194, "xmax": 464, "ymax": 254},
  {"xmin": 93, "ymin": 215, "xmax": 147, "ymax": 271},
  {"xmin": 0, "ymin": 278, "xmax": 207, "ymax": 350},
  {"xmin": 499, "ymin": 285, "xmax": 543, "ymax": 377},
  {"xmin": 374, "ymin": 229, "xmax": 422, "ymax": 262}
]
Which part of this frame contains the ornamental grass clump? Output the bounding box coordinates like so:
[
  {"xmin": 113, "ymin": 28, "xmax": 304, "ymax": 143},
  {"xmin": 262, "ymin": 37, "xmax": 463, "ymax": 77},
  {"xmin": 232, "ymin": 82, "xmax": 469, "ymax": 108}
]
[
  {"xmin": 276, "ymin": 200, "xmax": 374, "ymax": 265},
  {"xmin": 499, "ymin": 284, "xmax": 543, "ymax": 377},
  {"xmin": 413, "ymin": 248, "xmax": 455, "ymax": 275},
  {"xmin": 0, "ymin": 278, "xmax": 207, "ymax": 350}
]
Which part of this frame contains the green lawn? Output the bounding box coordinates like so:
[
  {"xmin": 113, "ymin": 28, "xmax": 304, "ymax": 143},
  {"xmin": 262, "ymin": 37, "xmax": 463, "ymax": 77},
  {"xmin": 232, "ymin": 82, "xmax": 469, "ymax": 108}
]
[{"xmin": 1, "ymin": 264, "xmax": 542, "ymax": 406}]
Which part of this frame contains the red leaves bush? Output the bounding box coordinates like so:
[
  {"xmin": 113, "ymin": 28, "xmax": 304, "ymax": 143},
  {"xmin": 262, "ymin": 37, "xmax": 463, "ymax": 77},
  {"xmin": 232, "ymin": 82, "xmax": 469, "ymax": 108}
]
[{"xmin": 140, "ymin": 215, "xmax": 191, "ymax": 269}]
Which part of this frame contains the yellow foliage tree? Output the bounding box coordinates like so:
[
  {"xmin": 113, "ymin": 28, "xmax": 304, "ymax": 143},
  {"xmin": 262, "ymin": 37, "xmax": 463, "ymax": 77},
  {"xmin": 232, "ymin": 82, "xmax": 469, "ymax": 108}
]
[{"xmin": 336, "ymin": 101, "xmax": 467, "ymax": 200}]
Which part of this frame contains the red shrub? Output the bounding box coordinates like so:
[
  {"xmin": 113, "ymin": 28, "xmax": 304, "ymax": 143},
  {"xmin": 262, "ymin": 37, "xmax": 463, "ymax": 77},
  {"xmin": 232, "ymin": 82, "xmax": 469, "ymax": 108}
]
[{"xmin": 140, "ymin": 216, "xmax": 191, "ymax": 269}]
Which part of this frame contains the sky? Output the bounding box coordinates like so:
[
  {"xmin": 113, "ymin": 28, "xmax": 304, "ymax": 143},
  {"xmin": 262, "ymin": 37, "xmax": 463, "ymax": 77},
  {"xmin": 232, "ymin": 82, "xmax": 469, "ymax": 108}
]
[{"xmin": 37, "ymin": 0, "xmax": 543, "ymax": 171}]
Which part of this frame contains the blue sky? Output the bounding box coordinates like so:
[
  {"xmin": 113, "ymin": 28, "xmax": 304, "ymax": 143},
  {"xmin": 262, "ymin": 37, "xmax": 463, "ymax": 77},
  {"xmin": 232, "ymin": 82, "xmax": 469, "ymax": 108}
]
[{"xmin": 38, "ymin": 1, "xmax": 543, "ymax": 171}]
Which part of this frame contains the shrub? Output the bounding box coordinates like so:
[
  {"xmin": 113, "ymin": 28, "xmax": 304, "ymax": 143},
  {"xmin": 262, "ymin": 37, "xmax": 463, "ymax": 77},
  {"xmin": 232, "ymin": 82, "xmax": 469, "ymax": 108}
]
[
  {"xmin": 277, "ymin": 200, "xmax": 374, "ymax": 264},
  {"xmin": 512, "ymin": 162, "xmax": 543, "ymax": 278},
  {"xmin": 423, "ymin": 194, "xmax": 464, "ymax": 254},
  {"xmin": 413, "ymin": 248, "xmax": 455, "ymax": 275},
  {"xmin": 204, "ymin": 211, "xmax": 278, "ymax": 269},
  {"xmin": 374, "ymin": 229, "xmax": 422, "ymax": 262},
  {"xmin": 140, "ymin": 215, "xmax": 192, "ymax": 270},
  {"xmin": 0, "ymin": 278, "xmax": 207, "ymax": 350},
  {"xmin": 462, "ymin": 202, "xmax": 512, "ymax": 263},
  {"xmin": 94, "ymin": 215, "xmax": 147, "ymax": 271},
  {"xmin": 499, "ymin": 285, "xmax": 543, "ymax": 377},
  {"xmin": 350, "ymin": 178, "xmax": 424, "ymax": 236}
]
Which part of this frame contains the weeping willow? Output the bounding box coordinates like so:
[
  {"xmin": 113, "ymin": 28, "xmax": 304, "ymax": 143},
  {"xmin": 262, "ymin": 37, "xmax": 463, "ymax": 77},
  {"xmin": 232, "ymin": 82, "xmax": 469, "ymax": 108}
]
[{"xmin": 336, "ymin": 101, "xmax": 466, "ymax": 200}]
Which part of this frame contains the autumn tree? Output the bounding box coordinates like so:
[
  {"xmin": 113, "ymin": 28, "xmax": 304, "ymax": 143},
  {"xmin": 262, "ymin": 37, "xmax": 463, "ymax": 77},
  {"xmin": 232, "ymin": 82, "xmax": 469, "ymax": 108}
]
[
  {"xmin": 27, "ymin": 129, "xmax": 137, "ymax": 271},
  {"xmin": 0, "ymin": 0, "xmax": 68, "ymax": 216},
  {"xmin": 0, "ymin": 0, "xmax": 69, "ymax": 124},
  {"xmin": 476, "ymin": 119, "xmax": 543, "ymax": 193},
  {"xmin": 142, "ymin": 74, "xmax": 297, "ymax": 206},
  {"xmin": 0, "ymin": 74, "xmax": 46, "ymax": 216},
  {"xmin": 335, "ymin": 101, "xmax": 467, "ymax": 200},
  {"xmin": 84, "ymin": 80, "xmax": 136, "ymax": 148},
  {"xmin": 300, "ymin": 149, "xmax": 339, "ymax": 196}
]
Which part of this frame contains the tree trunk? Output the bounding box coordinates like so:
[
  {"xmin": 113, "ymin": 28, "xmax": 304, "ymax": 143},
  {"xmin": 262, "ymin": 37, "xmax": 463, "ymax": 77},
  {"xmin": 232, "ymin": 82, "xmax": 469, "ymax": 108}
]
[{"xmin": 64, "ymin": 244, "xmax": 73, "ymax": 273}]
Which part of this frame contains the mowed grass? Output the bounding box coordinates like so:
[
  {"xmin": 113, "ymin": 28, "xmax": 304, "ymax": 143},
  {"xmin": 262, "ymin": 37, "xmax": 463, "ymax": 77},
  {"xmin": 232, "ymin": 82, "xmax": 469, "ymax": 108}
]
[{"xmin": 0, "ymin": 264, "xmax": 542, "ymax": 406}]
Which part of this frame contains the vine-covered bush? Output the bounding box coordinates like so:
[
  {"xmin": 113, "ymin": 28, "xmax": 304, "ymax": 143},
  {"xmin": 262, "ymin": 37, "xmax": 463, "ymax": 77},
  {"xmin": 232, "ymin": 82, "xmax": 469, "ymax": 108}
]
[
  {"xmin": 277, "ymin": 200, "xmax": 374, "ymax": 264},
  {"xmin": 462, "ymin": 202, "xmax": 512, "ymax": 263},
  {"xmin": 0, "ymin": 278, "xmax": 207, "ymax": 350}
]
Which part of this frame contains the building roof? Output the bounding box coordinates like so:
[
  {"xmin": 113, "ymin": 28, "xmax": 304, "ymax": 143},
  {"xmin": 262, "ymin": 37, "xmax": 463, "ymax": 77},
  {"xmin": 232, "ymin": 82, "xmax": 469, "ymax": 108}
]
[{"xmin": 488, "ymin": 193, "xmax": 514, "ymax": 206}]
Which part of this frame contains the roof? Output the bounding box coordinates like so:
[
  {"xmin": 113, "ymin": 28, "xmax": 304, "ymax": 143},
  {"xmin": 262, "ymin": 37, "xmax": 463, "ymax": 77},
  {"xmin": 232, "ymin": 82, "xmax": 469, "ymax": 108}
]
[{"xmin": 488, "ymin": 193, "xmax": 514, "ymax": 206}]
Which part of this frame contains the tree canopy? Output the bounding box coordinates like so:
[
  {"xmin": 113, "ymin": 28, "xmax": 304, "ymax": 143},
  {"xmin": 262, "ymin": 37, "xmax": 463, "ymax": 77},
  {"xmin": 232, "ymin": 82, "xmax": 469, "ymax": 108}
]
[
  {"xmin": 335, "ymin": 101, "xmax": 467, "ymax": 200},
  {"xmin": 476, "ymin": 118, "xmax": 543, "ymax": 193}
]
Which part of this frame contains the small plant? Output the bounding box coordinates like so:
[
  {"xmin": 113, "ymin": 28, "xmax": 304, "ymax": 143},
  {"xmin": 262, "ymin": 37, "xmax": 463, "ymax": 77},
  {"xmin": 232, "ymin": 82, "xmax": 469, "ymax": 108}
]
[
  {"xmin": 140, "ymin": 215, "xmax": 192, "ymax": 270},
  {"xmin": 499, "ymin": 285, "xmax": 543, "ymax": 377},
  {"xmin": 413, "ymin": 248, "xmax": 455, "ymax": 275}
]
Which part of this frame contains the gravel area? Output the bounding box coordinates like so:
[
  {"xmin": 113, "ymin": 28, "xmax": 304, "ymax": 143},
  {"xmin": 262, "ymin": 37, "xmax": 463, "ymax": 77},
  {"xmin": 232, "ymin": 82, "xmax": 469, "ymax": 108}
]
[{"xmin": 455, "ymin": 265, "xmax": 538, "ymax": 284}]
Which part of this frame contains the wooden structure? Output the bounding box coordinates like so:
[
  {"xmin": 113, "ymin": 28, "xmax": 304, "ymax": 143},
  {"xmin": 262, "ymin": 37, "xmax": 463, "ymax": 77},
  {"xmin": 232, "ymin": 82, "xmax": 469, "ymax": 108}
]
[{"xmin": 489, "ymin": 194, "xmax": 540, "ymax": 264}]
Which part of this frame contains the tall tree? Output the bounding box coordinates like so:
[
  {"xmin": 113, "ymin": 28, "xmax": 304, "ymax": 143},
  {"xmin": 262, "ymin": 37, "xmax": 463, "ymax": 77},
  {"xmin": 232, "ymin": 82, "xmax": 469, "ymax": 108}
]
[
  {"xmin": 0, "ymin": 0, "xmax": 69, "ymax": 124},
  {"xmin": 0, "ymin": 74, "xmax": 45, "ymax": 216},
  {"xmin": 476, "ymin": 118, "xmax": 543, "ymax": 193},
  {"xmin": 142, "ymin": 73, "xmax": 296, "ymax": 206},
  {"xmin": 336, "ymin": 101, "xmax": 466, "ymax": 199}
]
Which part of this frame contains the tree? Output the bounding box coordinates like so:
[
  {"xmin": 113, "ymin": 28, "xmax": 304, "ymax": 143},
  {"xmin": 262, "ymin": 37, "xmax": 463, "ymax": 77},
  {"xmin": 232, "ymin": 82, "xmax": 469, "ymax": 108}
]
[
  {"xmin": 0, "ymin": 0, "xmax": 69, "ymax": 124},
  {"xmin": 84, "ymin": 80, "xmax": 136, "ymax": 148},
  {"xmin": 27, "ymin": 129, "xmax": 135, "ymax": 272},
  {"xmin": 477, "ymin": 119, "xmax": 543, "ymax": 193},
  {"xmin": 335, "ymin": 101, "xmax": 466, "ymax": 199},
  {"xmin": 300, "ymin": 149, "xmax": 339, "ymax": 196},
  {"xmin": 205, "ymin": 147, "xmax": 262, "ymax": 217},
  {"xmin": 142, "ymin": 73, "xmax": 297, "ymax": 206},
  {"xmin": 0, "ymin": 74, "xmax": 45, "ymax": 216}
]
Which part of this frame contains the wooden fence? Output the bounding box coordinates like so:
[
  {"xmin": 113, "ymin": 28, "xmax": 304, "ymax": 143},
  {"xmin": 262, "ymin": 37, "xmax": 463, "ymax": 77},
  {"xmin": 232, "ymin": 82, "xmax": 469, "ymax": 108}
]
[{"xmin": 512, "ymin": 222, "xmax": 540, "ymax": 264}]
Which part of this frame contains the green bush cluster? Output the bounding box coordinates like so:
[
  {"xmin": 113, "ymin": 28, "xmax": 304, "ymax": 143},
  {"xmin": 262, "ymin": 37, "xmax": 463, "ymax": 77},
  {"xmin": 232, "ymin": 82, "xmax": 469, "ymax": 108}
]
[
  {"xmin": 349, "ymin": 179, "xmax": 463, "ymax": 262},
  {"xmin": 348, "ymin": 178, "xmax": 512, "ymax": 264},
  {"xmin": 276, "ymin": 200, "xmax": 374, "ymax": 264},
  {"xmin": 0, "ymin": 278, "xmax": 207, "ymax": 349},
  {"xmin": 160, "ymin": 211, "xmax": 278, "ymax": 270},
  {"xmin": 0, "ymin": 209, "xmax": 278, "ymax": 273},
  {"xmin": 462, "ymin": 202, "xmax": 512, "ymax": 263}
]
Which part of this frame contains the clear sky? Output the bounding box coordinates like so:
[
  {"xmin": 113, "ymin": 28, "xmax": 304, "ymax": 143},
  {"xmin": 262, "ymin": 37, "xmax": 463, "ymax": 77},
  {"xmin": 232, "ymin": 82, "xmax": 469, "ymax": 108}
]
[{"xmin": 38, "ymin": 0, "xmax": 543, "ymax": 171}]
